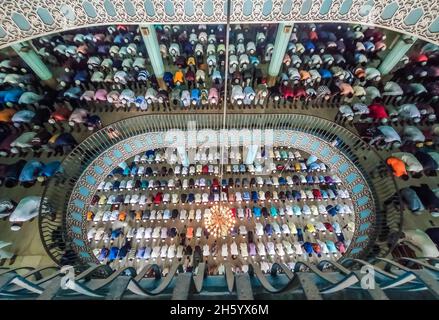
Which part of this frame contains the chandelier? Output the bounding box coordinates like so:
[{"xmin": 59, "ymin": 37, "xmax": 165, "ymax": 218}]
[{"xmin": 205, "ymin": 205, "xmax": 235, "ymax": 238}]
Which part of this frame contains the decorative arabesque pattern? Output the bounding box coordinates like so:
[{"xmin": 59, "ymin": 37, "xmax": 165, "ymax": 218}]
[{"xmin": 0, "ymin": 0, "xmax": 438, "ymax": 50}]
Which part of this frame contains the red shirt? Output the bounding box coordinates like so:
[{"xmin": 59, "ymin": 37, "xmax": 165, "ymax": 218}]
[
  {"xmin": 281, "ymin": 85, "xmax": 294, "ymax": 99},
  {"xmin": 309, "ymin": 31, "xmax": 318, "ymax": 41},
  {"xmin": 154, "ymin": 192, "xmax": 163, "ymax": 205},
  {"xmin": 294, "ymin": 87, "xmax": 307, "ymax": 98},
  {"xmin": 186, "ymin": 70, "xmax": 195, "ymax": 81},
  {"xmin": 52, "ymin": 107, "xmax": 72, "ymax": 122},
  {"xmin": 368, "ymin": 103, "xmax": 388, "ymax": 119}
]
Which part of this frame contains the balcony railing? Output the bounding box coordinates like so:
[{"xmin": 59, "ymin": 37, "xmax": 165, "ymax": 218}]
[
  {"xmin": 39, "ymin": 113, "xmax": 403, "ymax": 270},
  {"xmin": 0, "ymin": 257, "xmax": 438, "ymax": 300}
]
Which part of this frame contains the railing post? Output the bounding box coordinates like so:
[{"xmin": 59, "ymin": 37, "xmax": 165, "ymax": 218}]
[
  {"xmin": 235, "ymin": 273, "xmax": 254, "ymax": 300},
  {"xmin": 172, "ymin": 273, "xmax": 193, "ymax": 300},
  {"xmin": 105, "ymin": 276, "xmax": 132, "ymax": 300},
  {"xmin": 296, "ymin": 273, "xmax": 323, "ymax": 300}
]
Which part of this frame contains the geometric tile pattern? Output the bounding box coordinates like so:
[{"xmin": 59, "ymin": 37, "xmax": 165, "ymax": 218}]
[{"xmin": 0, "ymin": 0, "xmax": 438, "ymax": 50}]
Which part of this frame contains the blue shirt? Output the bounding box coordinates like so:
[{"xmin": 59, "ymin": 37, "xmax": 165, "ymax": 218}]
[
  {"xmin": 303, "ymin": 242, "xmax": 313, "ymax": 255},
  {"xmin": 118, "ymin": 243, "xmax": 130, "ymax": 258},
  {"xmin": 253, "ymin": 207, "xmax": 261, "ymax": 217},
  {"xmin": 0, "ymin": 88, "xmax": 24, "ymax": 103},
  {"xmin": 305, "ymin": 40, "xmax": 315, "ymax": 52},
  {"xmin": 292, "ymin": 205, "xmax": 301, "ymax": 215},
  {"xmin": 12, "ymin": 110, "xmax": 35, "ymax": 123},
  {"xmin": 74, "ymin": 70, "xmax": 88, "ymax": 82},
  {"xmin": 145, "ymin": 150, "xmax": 155, "ymax": 157},
  {"xmin": 111, "ymin": 228, "xmax": 122, "ymax": 239},
  {"xmin": 249, "ymin": 56, "xmax": 259, "ymax": 65},
  {"xmin": 326, "ymin": 205, "xmax": 338, "ymax": 216},
  {"xmin": 52, "ymin": 133, "xmax": 74, "ymax": 146},
  {"xmin": 130, "ymin": 165, "xmax": 138, "ymax": 176},
  {"xmin": 63, "ymin": 87, "xmax": 82, "ymax": 99},
  {"xmin": 191, "ymin": 89, "xmax": 200, "ymax": 102},
  {"xmin": 184, "ymin": 43, "xmax": 194, "ymax": 55},
  {"xmin": 99, "ymin": 248, "xmax": 109, "ymax": 261},
  {"xmin": 326, "ymin": 240, "xmax": 337, "ymax": 252},
  {"xmin": 306, "ymin": 155, "xmax": 318, "ymax": 166},
  {"xmin": 41, "ymin": 161, "xmax": 63, "ymax": 177},
  {"xmin": 264, "ymin": 224, "xmax": 272, "ymax": 235},
  {"xmin": 136, "ymin": 247, "xmax": 146, "ymax": 259},
  {"xmin": 292, "ymin": 191, "xmax": 301, "ymax": 201},
  {"xmin": 319, "ymin": 69, "xmax": 332, "ymax": 79},
  {"xmin": 163, "ymin": 72, "xmax": 173, "ymax": 84},
  {"xmin": 118, "ymin": 161, "xmax": 128, "ymax": 170},
  {"xmin": 123, "ymin": 167, "xmax": 130, "ymax": 176},
  {"xmin": 112, "ymin": 181, "xmax": 120, "ymax": 190},
  {"xmin": 109, "ymin": 247, "xmax": 119, "ymax": 261},
  {"xmin": 401, "ymin": 188, "xmax": 425, "ymax": 212},
  {"xmin": 378, "ymin": 126, "xmax": 401, "ymax": 143},
  {"xmin": 297, "ymin": 228, "xmax": 304, "ymax": 242},
  {"xmin": 19, "ymin": 160, "xmax": 43, "ymax": 182},
  {"xmin": 114, "ymin": 34, "xmax": 125, "ymax": 45}
]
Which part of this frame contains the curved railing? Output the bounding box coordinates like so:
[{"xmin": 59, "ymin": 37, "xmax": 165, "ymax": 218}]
[
  {"xmin": 1, "ymin": 257, "xmax": 438, "ymax": 300},
  {"xmin": 38, "ymin": 113, "xmax": 403, "ymax": 268}
]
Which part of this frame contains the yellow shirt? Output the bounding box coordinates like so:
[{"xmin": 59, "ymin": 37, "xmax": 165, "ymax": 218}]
[
  {"xmin": 173, "ymin": 70, "xmax": 184, "ymax": 84},
  {"xmin": 49, "ymin": 134, "xmax": 60, "ymax": 144},
  {"xmin": 118, "ymin": 211, "xmax": 127, "ymax": 221},
  {"xmin": 187, "ymin": 56, "xmax": 196, "ymax": 66},
  {"xmin": 86, "ymin": 211, "xmax": 94, "ymax": 221},
  {"xmin": 300, "ymin": 70, "xmax": 310, "ymax": 81}
]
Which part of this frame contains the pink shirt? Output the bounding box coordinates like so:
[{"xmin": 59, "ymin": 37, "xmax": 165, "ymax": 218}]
[{"xmin": 94, "ymin": 89, "xmax": 108, "ymax": 101}]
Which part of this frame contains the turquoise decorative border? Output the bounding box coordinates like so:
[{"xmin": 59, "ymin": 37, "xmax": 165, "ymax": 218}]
[
  {"xmin": 0, "ymin": 0, "xmax": 438, "ymax": 50},
  {"xmin": 66, "ymin": 129, "xmax": 376, "ymax": 263}
]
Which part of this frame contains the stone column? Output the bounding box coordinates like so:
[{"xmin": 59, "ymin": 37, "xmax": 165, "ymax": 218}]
[
  {"xmin": 245, "ymin": 144, "xmax": 259, "ymax": 165},
  {"xmin": 177, "ymin": 146, "xmax": 190, "ymax": 167},
  {"xmin": 267, "ymin": 23, "xmax": 294, "ymax": 87},
  {"xmin": 378, "ymin": 35, "xmax": 417, "ymax": 75},
  {"xmin": 139, "ymin": 24, "xmax": 167, "ymax": 90},
  {"xmin": 11, "ymin": 41, "xmax": 57, "ymax": 89}
]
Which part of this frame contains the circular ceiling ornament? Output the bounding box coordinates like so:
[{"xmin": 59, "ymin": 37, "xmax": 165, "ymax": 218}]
[{"xmin": 205, "ymin": 204, "xmax": 236, "ymax": 238}]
